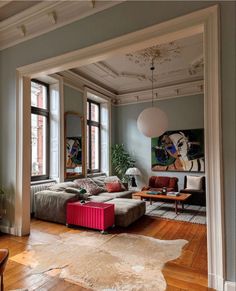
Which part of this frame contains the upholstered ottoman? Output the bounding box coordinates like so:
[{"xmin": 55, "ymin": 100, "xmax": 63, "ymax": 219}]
[
  {"xmin": 67, "ymin": 201, "xmax": 115, "ymax": 232},
  {"xmin": 106, "ymin": 198, "xmax": 146, "ymax": 227}
]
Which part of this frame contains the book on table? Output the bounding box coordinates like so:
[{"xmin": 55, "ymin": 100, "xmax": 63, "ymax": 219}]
[
  {"xmin": 146, "ymin": 191, "xmax": 162, "ymax": 195},
  {"xmin": 167, "ymin": 191, "xmax": 180, "ymax": 197}
]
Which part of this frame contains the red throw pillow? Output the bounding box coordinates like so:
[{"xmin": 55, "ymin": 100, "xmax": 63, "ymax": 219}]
[{"xmin": 105, "ymin": 182, "xmax": 124, "ymax": 193}]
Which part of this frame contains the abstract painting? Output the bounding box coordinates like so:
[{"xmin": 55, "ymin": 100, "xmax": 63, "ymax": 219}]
[
  {"xmin": 152, "ymin": 129, "xmax": 204, "ymax": 172},
  {"xmin": 66, "ymin": 137, "xmax": 82, "ymax": 168}
]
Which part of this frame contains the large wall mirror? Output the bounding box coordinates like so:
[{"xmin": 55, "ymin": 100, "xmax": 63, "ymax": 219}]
[{"xmin": 64, "ymin": 112, "xmax": 85, "ymax": 179}]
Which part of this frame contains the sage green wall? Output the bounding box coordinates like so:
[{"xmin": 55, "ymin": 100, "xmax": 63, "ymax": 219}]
[
  {"xmin": 113, "ymin": 94, "xmax": 204, "ymax": 190},
  {"xmin": 64, "ymin": 85, "xmax": 83, "ymax": 114},
  {"xmin": 0, "ymin": 1, "xmax": 235, "ymax": 281},
  {"xmin": 64, "ymin": 85, "xmax": 84, "ymax": 137}
]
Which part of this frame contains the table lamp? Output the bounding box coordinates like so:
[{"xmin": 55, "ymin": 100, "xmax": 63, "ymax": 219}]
[{"xmin": 125, "ymin": 167, "xmax": 141, "ymax": 187}]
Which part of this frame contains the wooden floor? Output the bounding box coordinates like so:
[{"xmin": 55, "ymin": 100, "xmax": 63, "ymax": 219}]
[{"xmin": 1, "ymin": 216, "xmax": 213, "ymax": 291}]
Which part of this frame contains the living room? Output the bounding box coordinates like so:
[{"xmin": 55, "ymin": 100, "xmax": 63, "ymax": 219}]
[{"xmin": 0, "ymin": 1, "xmax": 235, "ymax": 291}]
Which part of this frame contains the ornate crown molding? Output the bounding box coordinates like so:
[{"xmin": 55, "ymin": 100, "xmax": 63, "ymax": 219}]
[
  {"xmin": 58, "ymin": 70, "xmax": 116, "ymax": 99},
  {"xmin": 189, "ymin": 55, "xmax": 204, "ymax": 75},
  {"xmin": 0, "ymin": 1, "xmax": 123, "ymax": 51},
  {"xmin": 94, "ymin": 61, "xmax": 149, "ymax": 81},
  {"xmin": 113, "ymin": 79, "xmax": 204, "ymax": 106},
  {"xmin": 58, "ymin": 69, "xmax": 203, "ymax": 106}
]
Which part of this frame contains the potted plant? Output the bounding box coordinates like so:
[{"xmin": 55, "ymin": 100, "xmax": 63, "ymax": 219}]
[{"xmin": 111, "ymin": 144, "xmax": 135, "ymax": 188}]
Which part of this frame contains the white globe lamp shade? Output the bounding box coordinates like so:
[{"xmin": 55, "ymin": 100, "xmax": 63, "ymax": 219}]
[{"xmin": 137, "ymin": 107, "xmax": 168, "ymax": 137}]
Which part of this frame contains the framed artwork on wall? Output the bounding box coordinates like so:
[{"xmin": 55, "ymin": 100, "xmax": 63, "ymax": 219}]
[
  {"xmin": 151, "ymin": 128, "xmax": 205, "ymax": 172},
  {"xmin": 66, "ymin": 137, "xmax": 82, "ymax": 169}
]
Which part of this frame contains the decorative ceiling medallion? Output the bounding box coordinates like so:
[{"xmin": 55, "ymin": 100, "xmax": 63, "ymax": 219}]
[
  {"xmin": 95, "ymin": 61, "xmax": 150, "ymax": 81},
  {"xmin": 126, "ymin": 42, "xmax": 180, "ymax": 67}
]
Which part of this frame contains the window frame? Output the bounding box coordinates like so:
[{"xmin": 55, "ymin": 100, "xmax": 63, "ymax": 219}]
[
  {"xmin": 87, "ymin": 99, "xmax": 101, "ymax": 173},
  {"xmin": 31, "ymin": 79, "xmax": 50, "ymax": 181}
]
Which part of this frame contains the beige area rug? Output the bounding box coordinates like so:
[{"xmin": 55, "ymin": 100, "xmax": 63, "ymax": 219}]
[{"xmin": 10, "ymin": 232, "xmax": 187, "ymax": 291}]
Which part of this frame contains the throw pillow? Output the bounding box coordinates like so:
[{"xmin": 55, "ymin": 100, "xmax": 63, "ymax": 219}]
[
  {"xmin": 104, "ymin": 176, "xmax": 126, "ymax": 190},
  {"xmin": 74, "ymin": 178, "xmax": 105, "ymax": 195},
  {"xmin": 92, "ymin": 176, "xmax": 106, "ymax": 187},
  {"xmin": 186, "ymin": 176, "xmax": 203, "ymax": 190},
  {"xmin": 65, "ymin": 187, "xmax": 89, "ymax": 200},
  {"xmin": 48, "ymin": 182, "xmax": 78, "ymax": 192},
  {"xmin": 104, "ymin": 176, "xmax": 120, "ymax": 183},
  {"xmin": 105, "ymin": 182, "xmax": 124, "ymax": 193}
]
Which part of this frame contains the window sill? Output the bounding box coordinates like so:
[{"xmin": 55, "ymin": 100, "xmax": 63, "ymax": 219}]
[
  {"xmin": 87, "ymin": 172, "xmax": 106, "ymax": 178},
  {"xmin": 31, "ymin": 179, "xmax": 57, "ymax": 186}
]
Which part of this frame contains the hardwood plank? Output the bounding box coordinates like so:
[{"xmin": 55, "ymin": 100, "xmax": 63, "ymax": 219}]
[{"xmin": 2, "ymin": 217, "xmax": 211, "ymax": 290}]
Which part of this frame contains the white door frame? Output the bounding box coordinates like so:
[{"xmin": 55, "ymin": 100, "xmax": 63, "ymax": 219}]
[{"xmin": 16, "ymin": 5, "xmax": 225, "ymax": 290}]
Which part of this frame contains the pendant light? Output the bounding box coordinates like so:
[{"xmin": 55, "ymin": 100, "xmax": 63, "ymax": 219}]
[{"xmin": 137, "ymin": 61, "xmax": 168, "ymax": 137}]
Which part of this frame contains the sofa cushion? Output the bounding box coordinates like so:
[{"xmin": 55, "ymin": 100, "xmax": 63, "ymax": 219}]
[
  {"xmin": 74, "ymin": 178, "xmax": 105, "ymax": 195},
  {"xmin": 149, "ymin": 176, "xmax": 169, "ymax": 188},
  {"xmin": 186, "ymin": 175, "xmax": 202, "ymax": 190},
  {"xmin": 48, "ymin": 182, "xmax": 78, "ymax": 192},
  {"xmin": 98, "ymin": 191, "xmax": 133, "ymax": 199},
  {"xmin": 169, "ymin": 177, "xmax": 178, "ymax": 189},
  {"xmin": 180, "ymin": 189, "xmax": 204, "ymax": 195},
  {"xmin": 34, "ymin": 190, "xmax": 79, "ymax": 224},
  {"xmin": 106, "ymin": 198, "xmax": 146, "ymax": 227},
  {"xmin": 105, "ymin": 182, "xmax": 124, "ymax": 193},
  {"xmin": 92, "ymin": 176, "xmax": 106, "ymax": 187},
  {"xmin": 180, "ymin": 189, "xmax": 206, "ymax": 206},
  {"xmin": 156, "ymin": 177, "xmax": 170, "ymax": 188},
  {"xmin": 87, "ymin": 195, "xmax": 112, "ymax": 203},
  {"xmin": 65, "ymin": 187, "xmax": 89, "ymax": 199},
  {"xmin": 93, "ymin": 175, "xmax": 127, "ymax": 191}
]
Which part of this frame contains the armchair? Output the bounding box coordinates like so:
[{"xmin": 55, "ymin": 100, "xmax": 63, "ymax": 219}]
[
  {"xmin": 180, "ymin": 176, "xmax": 206, "ymax": 206},
  {"xmin": 142, "ymin": 176, "xmax": 178, "ymax": 192}
]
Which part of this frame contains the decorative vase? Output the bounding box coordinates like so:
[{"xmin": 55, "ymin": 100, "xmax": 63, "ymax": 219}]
[{"xmin": 162, "ymin": 187, "xmax": 167, "ymax": 195}]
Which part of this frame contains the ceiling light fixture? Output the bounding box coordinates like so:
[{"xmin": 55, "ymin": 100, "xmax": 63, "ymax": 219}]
[{"xmin": 137, "ymin": 60, "xmax": 168, "ymax": 138}]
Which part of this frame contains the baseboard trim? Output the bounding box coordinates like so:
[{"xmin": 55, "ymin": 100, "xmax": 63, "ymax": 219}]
[
  {"xmin": 208, "ymin": 273, "xmax": 225, "ymax": 291},
  {"xmin": 0, "ymin": 225, "xmax": 15, "ymax": 235},
  {"xmin": 225, "ymin": 281, "xmax": 236, "ymax": 291}
]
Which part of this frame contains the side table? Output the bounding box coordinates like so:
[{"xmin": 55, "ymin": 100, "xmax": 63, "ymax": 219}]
[{"xmin": 66, "ymin": 201, "xmax": 114, "ymax": 233}]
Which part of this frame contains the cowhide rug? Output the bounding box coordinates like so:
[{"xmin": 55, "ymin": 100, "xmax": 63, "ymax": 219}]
[{"xmin": 10, "ymin": 232, "xmax": 187, "ymax": 291}]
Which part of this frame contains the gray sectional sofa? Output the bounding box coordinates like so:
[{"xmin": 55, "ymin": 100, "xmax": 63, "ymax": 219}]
[{"xmin": 34, "ymin": 176, "xmax": 145, "ymax": 227}]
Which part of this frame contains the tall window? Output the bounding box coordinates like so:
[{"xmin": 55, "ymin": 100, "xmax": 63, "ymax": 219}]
[
  {"xmin": 87, "ymin": 100, "xmax": 100, "ymax": 173},
  {"xmin": 31, "ymin": 80, "xmax": 49, "ymax": 180}
]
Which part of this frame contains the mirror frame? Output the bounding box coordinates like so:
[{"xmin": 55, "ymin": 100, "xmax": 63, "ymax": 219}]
[{"xmin": 64, "ymin": 111, "xmax": 85, "ymax": 180}]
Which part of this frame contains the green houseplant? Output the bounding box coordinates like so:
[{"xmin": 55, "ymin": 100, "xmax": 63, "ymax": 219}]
[{"xmin": 111, "ymin": 144, "xmax": 135, "ymax": 183}]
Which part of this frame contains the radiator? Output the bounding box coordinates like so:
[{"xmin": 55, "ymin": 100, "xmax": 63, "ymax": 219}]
[{"xmin": 31, "ymin": 181, "xmax": 56, "ymax": 213}]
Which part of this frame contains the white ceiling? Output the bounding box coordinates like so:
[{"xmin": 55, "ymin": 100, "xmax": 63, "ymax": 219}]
[{"xmin": 72, "ymin": 33, "xmax": 204, "ymax": 95}]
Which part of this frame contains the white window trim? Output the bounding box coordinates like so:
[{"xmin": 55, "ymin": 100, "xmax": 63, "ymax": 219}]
[
  {"xmin": 84, "ymin": 87, "xmax": 111, "ymax": 176},
  {"xmin": 15, "ymin": 5, "xmax": 225, "ymax": 290}
]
